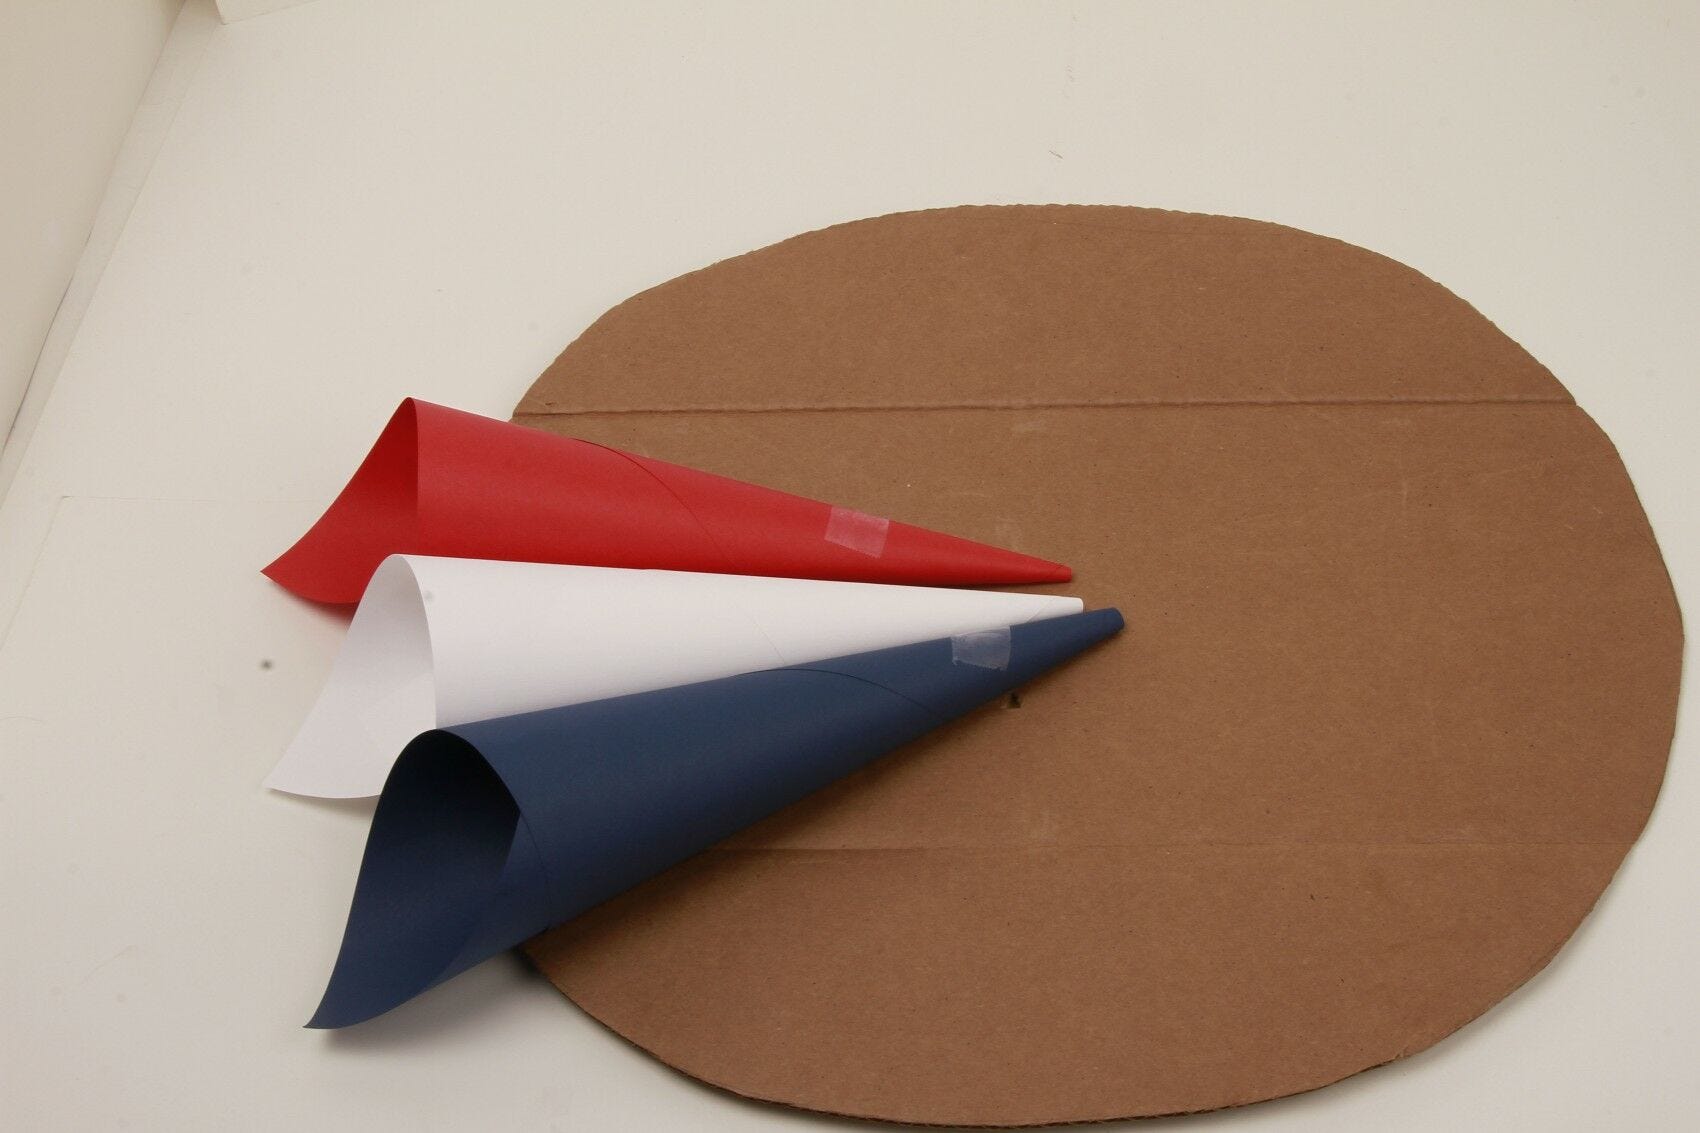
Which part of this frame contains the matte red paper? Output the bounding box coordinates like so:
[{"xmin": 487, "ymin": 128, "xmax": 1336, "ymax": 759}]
[{"xmin": 264, "ymin": 399, "xmax": 1070, "ymax": 603}]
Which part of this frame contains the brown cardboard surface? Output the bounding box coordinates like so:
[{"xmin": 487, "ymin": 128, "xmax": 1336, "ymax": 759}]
[{"xmin": 514, "ymin": 206, "xmax": 1682, "ymax": 1124}]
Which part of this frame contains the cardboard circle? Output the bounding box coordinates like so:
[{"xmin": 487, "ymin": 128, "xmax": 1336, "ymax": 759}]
[{"xmin": 515, "ymin": 206, "xmax": 1681, "ymax": 1125}]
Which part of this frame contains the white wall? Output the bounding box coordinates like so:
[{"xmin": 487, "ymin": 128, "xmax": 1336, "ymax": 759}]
[{"xmin": 0, "ymin": 0, "xmax": 184, "ymax": 449}]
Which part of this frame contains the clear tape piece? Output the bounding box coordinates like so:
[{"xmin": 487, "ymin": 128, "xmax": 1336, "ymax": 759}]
[
  {"xmin": 951, "ymin": 626, "xmax": 1012, "ymax": 670},
  {"xmin": 824, "ymin": 506, "xmax": 891, "ymax": 557}
]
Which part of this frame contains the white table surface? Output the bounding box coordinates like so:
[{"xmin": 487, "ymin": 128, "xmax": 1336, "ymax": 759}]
[{"xmin": 2, "ymin": 2, "xmax": 1695, "ymax": 1129}]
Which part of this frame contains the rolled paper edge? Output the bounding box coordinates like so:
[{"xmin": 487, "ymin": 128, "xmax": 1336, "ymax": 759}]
[
  {"xmin": 264, "ymin": 400, "xmax": 423, "ymax": 604},
  {"xmin": 264, "ymin": 555, "xmax": 438, "ymax": 799},
  {"xmin": 306, "ymin": 730, "xmax": 523, "ymax": 1028}
]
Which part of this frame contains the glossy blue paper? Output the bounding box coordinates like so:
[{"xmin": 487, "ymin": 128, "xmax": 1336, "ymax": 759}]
[{"xmin": 309, "ymin": 607, "xmax": 1123, "ymax": 1027}]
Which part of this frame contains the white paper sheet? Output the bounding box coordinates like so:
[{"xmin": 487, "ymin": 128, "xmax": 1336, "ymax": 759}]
[{"xmin": 267, "ymin": 555, "xmax": 1083, "ymax": 797}]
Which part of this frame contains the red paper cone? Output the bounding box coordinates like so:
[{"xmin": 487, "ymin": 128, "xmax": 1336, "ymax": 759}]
[{"xmin": 264, "ymin": 400, "xmax": 1070, "ymax": 603}]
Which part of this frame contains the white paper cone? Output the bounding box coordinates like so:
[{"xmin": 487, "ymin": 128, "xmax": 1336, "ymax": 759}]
[{"xmin": 266, "ymin": 555, "xmax": 1084, "ymax": 797}]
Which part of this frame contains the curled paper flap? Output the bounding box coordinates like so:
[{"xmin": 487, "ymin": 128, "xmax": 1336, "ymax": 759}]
[
  {"xmin": 267, "ymin": 556, "xmax": 1083, "ymax": 798},
  {"xmin": 263, "ymin": 400, "xmax": 1071, "ymax": 603},
  {"xmin": 308, "ymin": 608, "xmax": 1123, "ymax": 1028}
]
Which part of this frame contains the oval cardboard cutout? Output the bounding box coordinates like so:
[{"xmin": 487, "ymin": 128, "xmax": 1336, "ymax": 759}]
[{"xmin": 515, "ymin": 206, "xmax": 1681, "ymax": 1125}]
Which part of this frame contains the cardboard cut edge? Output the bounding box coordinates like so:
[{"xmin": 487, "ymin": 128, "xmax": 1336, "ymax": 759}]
[
  {"xmin": 517, "ymin": 204, "xmax": 1574, "ymax": 418},
  {"xmin": 509, "ymin": 204, "xmax": 1684, "ymax": 1124},
  {"xmin": 522, "ymin": 839, "xmax": 1637, "ymax": 1127}
]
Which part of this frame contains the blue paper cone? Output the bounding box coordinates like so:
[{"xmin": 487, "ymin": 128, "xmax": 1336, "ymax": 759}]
[{"xmin": 308, "ymin": 608, "xmax": 1123, "ymax": 1027}]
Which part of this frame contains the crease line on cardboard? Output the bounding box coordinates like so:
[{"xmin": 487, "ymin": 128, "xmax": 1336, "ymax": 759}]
[
  {"xmin": 516, "ymin": 396, "xmax": 1574, "ymax": 418},
  {"xmin": 707, "ymin": 839, "xmax": 1634, "ymax": 855}
]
